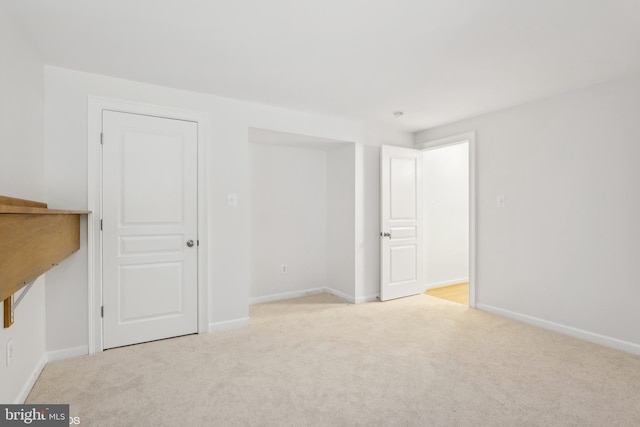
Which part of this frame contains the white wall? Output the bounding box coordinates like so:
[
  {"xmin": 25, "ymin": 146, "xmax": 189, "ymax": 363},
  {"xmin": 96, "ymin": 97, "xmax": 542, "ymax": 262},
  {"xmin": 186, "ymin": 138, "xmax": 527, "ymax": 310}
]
[
  {"xmin": 0, "ymin": 11, "xmax": 43, "ymax": 200},
  {"xmin": 249, "ymin": 142, "xmax": 357, "ymax": 303},
  {"xmin": 0, "ymin": 4, "xmax": 47, "ymax": 403},
  {"xmin": 43, "ymin": 65, "xmax": 411, "ymax": 354},
  {"xmin": 250, "ymin": 144, "xmax": 328, "ymax": 302},
  {"xmin": 415, "ymin": 73, "xmax": 640, "ymax": 352},
  {"xmin": 327, "ymin": 144, "xmax": 356, "ymax": 299},
  {"xmin": 423, "ymin": 143, "xmax": 469, "ymax": 288},
  {"xmin": 360, "ymin": 146, "xmax": 382, "ymax": 301}
]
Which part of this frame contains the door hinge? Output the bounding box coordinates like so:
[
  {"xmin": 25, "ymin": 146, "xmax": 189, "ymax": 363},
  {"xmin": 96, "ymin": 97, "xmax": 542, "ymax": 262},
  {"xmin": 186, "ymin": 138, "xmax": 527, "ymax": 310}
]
[
  {"xmin": 197, "ymin": 240, "xmax": 200, "ymax": 246},
  {"xmin": 100, "ymin": 132, "xmax": 104, "ymax": 145},
  {"xmin": 101, "ymin": 306, "xmax": 104, "ymax": 317},
  {"xmin": 100, "ymin": 219, "xmax": 103, "ymax": 231}
]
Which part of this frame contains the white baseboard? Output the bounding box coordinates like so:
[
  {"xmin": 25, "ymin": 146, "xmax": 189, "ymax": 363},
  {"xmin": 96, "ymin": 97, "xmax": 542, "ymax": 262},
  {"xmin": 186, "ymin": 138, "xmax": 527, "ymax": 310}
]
[
  {"xmin": 209, "ymin": 317, "xmax": 251, "ymax": 332},
  {"xmin": 425, "ymin": 277, "xmax": 469, "ymax": 290},
  {"xmin": 324, "ymin": 288, "xmax": 355, "ymax": 304},
  {"xmin": 477, "ymin": 303, "xmax": 640, "ymax": 356},
  {"xmin": 15, "ymin": 354, "xmax": 47, "ymax": 404},
  {"xmin": 249, "ymin": 287, "xmax": 363, "ymax": 305},
  {"xmin": 249, "ymin": 288, "xmax": 325, "ymax": 305},
  {"xmin": 354, "ymin": 294, "xmax": 379, "ymax": 304},
  {"xmin": 47, "ymin": 345, "xmax": 89, "ymax": 362}
]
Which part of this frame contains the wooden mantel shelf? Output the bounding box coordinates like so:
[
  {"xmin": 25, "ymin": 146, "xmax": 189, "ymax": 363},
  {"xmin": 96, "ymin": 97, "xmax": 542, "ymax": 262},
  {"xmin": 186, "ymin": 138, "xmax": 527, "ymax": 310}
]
[
  {"xmin": 0, "ymin": 195, "xmax": 89, "ymax": 327},
  {"xmin": 0, "ymin": 205, "xmax": 88, "ymax": 215}
]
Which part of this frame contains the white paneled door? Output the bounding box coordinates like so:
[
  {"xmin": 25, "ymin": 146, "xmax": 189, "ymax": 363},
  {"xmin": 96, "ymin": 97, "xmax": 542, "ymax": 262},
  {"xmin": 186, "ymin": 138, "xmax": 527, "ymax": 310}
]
[
  {"xmin": 102, "ymin": 111, "xmax": 198, "ymax": 349},
  {"xmin": 380, "ymin": 145, "xmax": 423, "ymax": 301}
]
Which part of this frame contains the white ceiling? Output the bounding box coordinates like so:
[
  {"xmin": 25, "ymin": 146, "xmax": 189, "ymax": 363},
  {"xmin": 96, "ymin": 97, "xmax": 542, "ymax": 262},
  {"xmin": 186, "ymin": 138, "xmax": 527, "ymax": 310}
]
[{"xmin": 8, "ymin": 0, "xmax": 640, "ymax": 132}]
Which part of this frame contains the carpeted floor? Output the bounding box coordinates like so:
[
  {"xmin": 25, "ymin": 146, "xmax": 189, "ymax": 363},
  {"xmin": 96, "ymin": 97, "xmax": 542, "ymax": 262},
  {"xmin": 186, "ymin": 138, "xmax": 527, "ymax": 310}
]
[{"xmin": 27, "ymin": 293, "xmax": 640, "ymax": 426}]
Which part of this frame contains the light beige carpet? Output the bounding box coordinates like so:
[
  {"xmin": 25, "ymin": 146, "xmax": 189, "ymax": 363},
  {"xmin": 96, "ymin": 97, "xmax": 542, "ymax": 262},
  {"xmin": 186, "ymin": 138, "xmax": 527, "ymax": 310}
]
[{"xmin": 27, "ymin": 293, "xmax": 640, "ymax": 426}]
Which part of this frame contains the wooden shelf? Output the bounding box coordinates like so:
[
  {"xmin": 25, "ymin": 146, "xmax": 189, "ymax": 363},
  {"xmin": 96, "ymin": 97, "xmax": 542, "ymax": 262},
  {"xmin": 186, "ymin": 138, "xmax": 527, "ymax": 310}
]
[
  {"xmin": 0, "ymin": 195, "xmax": 89, "ymax": 327},
  {"xmin": 0, "ymin": 205, "xmax": 89, "ymax": 215}
]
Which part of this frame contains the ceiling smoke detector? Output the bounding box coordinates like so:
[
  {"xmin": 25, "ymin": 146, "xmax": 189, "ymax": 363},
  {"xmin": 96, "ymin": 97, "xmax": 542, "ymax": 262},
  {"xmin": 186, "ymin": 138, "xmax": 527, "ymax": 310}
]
[{"xmin": 393, "ymin": 111, "xmax": 404, "ymax": 119}]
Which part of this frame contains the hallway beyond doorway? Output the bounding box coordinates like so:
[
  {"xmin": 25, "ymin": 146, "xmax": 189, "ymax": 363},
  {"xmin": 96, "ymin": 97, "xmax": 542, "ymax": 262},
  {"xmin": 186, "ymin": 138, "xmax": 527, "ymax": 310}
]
[{"xmin": 425, "ymin": 283, "xmax": 468, "ymax": 305}]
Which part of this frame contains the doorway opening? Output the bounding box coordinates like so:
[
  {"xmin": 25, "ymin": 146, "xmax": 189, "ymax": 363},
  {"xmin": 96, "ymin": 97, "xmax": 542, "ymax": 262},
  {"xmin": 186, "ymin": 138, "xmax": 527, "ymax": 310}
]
[
  {"xmin": 380, "ymin": 133, "xmax": 475, "ymax": 307},
  {"xmin": 420, "ymin": 136, "xmax": 471, "ymax": 306}
]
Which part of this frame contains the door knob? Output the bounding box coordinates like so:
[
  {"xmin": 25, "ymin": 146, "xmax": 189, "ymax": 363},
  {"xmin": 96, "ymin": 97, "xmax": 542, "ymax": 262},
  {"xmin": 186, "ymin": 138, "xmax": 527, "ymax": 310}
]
[
  {"xmin": 186, "ymin": 240, "xmax": 195, "ymax": 247},
  {"xmin": 380, "ymin": 232, "xmax": 391, "ymax": 238}
]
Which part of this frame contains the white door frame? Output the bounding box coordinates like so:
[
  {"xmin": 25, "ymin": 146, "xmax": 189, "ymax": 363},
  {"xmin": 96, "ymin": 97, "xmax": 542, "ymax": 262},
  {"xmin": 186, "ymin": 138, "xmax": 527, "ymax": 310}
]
[
  {"xmin": 87, "ymin": 97, "xmax": 209, "ymax": 354},
  {"xmin": 417, "ymin": 132, "xmax": 476, "ymax": 308}
]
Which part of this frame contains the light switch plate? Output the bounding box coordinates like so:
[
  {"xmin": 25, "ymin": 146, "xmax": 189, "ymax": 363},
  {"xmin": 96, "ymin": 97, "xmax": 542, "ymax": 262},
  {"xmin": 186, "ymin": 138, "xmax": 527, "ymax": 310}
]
[
  {"xmin": 497, "ymin": 195, "xmax": 506, "ymax": 208},
  {"xmin": 227, "ymin": 193, "xmax": 238, "ymax": 207}
]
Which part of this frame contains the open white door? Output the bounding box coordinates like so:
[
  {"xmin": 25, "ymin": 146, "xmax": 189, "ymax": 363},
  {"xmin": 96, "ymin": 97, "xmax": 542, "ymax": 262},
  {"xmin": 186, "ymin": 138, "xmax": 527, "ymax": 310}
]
[
  {"xmin": 380, "ymin": 145, "xmax": 423, "ymax": 301},
  {"xmin": 102, "ymin": 111, "xmax": 198, "ymax": 349}
]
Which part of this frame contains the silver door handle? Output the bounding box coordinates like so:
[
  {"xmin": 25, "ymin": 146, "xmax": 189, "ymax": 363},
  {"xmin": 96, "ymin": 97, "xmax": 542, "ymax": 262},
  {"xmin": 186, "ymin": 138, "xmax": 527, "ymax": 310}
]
[
  {"xmin": 380, "ymin": 232, "xmax": 391, "ymax": 238},
  {"xmin": 186, "ymin": 240, "xmax": 195, "ymax": 247}
]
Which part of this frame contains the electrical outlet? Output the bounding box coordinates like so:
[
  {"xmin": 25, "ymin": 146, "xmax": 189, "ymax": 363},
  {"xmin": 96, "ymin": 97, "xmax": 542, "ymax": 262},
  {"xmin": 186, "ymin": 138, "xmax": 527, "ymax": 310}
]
[
  {"xmin": 6, "ymin": 339, "xmax": 13, "ymax": 367},
  {"xmin": 281, "ymin": 264, "xmax": 287, "ymax": 274}
]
